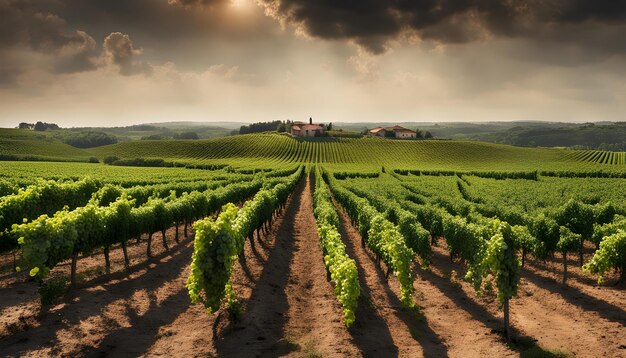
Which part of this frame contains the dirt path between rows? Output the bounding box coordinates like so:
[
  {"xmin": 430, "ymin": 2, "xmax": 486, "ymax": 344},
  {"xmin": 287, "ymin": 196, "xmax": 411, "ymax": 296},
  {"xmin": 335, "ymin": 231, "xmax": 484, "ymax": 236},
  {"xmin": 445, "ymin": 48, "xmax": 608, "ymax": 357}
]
[
  {"xmin": 425, "ymin": 244, "xmax": 626, "ymax": 357},
  {"xmin": 334, "ymin": 201, "xmax": 450, "ymax": 357},
  {"xmin": 411, "ymin": 251, "xmax": 515, "ymax": 357},
  {"xmin": 512, "ymin": 257, "xmax": 625, "ymax": 356},
  {"xmin": 0, "ymin": 226, "xmax": 218, "ymax": 357},
  {"xmin": 217, "ymin": 173, "xmax": 359, "ymax": 357}
]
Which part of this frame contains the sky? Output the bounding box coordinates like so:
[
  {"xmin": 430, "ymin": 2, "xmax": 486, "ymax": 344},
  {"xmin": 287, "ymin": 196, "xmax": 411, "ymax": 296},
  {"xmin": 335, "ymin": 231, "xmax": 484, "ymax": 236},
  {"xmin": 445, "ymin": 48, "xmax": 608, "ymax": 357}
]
[{"xmin": 0, "ymin": 0, "xmax": 625, "ymax": 127}]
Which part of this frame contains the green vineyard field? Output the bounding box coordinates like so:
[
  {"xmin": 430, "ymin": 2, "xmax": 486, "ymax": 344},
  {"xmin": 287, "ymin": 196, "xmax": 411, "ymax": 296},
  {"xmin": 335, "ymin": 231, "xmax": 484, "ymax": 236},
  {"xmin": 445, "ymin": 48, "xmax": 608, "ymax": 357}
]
[
  {"xmin": 89, "ymin": 134, "xmax": 626, "ymax": 172},
  {"xmin": 1, "ymin": 129, "xmax": 625, "ymax": 172},
  {"xmin": 0, "ymin": 130, "xmax": 624, "ymax": 357}
]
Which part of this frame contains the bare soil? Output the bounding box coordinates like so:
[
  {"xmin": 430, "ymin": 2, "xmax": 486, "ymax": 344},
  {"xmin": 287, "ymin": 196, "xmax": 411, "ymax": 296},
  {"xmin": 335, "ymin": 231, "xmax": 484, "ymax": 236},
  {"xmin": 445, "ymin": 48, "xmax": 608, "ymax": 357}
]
[
  {"xmin": 334, "ymin": 201, "xmax": 449, "ymax": 357},
  {"xmin": 422, "ymin": 242, "xmax": 626, "ymax": 358},
  {"xmin": 216, "ymin": 173, "xmax": 359, "ymax": 357},
  {"xmin": 0, "ymin": 225, "xmax": 218, "ymax": 357},
  {"xmin": 0, "ymin": 176, "xmax": 624, "ymax": 358}
]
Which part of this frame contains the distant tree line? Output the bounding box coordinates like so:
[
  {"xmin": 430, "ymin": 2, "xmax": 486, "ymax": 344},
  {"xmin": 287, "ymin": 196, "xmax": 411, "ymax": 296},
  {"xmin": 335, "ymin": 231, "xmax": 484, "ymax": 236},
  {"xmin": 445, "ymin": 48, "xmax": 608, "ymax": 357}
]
[
  {"xmin": 239, "ymin": 120, "xmax": 285, "ymax": 134},
  {"xmin": 17, "ymin": 122, "xmax": 118, "ymax": 148},
  {"xmin": 128, "ymin": 125, "xmax": 159, "ymax": 131},
  {"xmin": 415, "ymin": 129, "xmax": 433, "ymax": 139},
  {"xmin": 175, "ymin": 131, "xmax": 200, "ymax": 140},
  {"xmin": 472, "ymin": 122, "xmax": 626, "ymax": 150},
  {"xmin": 238, "ymin": 120, "xmax": 337, "ymax": 135},
  {"xmin": 140, "ymin": 131, "xmax": 199, "ymax": 140},
  {"xmin": 571, "ymin": 142, "xmax": 626, "ymax": 152},
  {"xmin": 18, "ymin": 121, "xmax": 60, "ymax": 131}
]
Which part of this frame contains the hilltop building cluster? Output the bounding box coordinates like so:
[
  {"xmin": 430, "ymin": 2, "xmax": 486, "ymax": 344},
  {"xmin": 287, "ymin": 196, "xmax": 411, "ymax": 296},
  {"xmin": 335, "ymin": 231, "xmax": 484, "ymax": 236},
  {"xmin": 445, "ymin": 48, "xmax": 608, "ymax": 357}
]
[
  {"xmin": 291, "ymin": 118, "xmax": 326, "ymax": 137},
  {"xmin": 367, "ymin": 125, "xmax": 417, "ymax": 138},
  {"xmin": 289, "ymin": 119, "xmax": 431, "ymax": 140}
]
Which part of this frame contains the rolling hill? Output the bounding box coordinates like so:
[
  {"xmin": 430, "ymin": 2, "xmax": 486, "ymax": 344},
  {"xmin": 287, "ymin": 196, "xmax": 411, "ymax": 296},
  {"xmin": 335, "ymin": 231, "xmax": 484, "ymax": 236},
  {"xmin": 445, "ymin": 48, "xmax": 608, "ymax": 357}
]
[{"xmin": 1, "ymin": 129, "xmax": 625, "ymax": 172}]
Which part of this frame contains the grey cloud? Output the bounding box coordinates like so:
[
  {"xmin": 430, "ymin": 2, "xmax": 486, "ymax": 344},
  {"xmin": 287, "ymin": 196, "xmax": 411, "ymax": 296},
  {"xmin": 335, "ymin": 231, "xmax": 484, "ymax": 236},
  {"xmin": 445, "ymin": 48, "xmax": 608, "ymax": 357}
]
[
  {"xmin": 552, "ymin": 0, "xmax": 626, "ymax": 23},
  {"xmin": 52, "ymin": 31, "xmax": 99, "ymax": 74},
  {"xmin": 0, "ymin": 1, "xmax": 95, "ymax": 53},
  {"xmin": 167, "ymin": 0, "xmax": 228, "ymax": 7},
  {"xmin": 259, "ymin": 0, "xmax": 626, "ymax": 54},
  {"xmin": 0, "ymin": 0, "xmax": 98, "ymax": 75},
  {"xmin": 262, "ymin": 0, "xmax": 399, "ymax": 54},
  {"xmin": 103, "ymin": 32, "xmax": 152, "ymax": 76},
  {"xmin": 0, "ymin": 52, "xmax": 22, "ymax": 86}
]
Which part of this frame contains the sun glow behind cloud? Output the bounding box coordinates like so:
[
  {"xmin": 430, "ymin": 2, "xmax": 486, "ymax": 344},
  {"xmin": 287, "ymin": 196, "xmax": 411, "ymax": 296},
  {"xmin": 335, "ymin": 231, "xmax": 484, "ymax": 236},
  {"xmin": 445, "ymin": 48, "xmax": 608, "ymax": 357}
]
[{"xmin": 230, "ymin": 0, "xmax": 249, "ymax": 10}]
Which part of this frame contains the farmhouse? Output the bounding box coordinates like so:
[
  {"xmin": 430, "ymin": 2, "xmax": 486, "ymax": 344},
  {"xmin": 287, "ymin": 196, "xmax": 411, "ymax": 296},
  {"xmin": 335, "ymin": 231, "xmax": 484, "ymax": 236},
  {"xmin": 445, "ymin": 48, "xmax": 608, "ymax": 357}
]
[
  {"xmin": 367, "ymin": 125, "xmax": 417, "ymax": 138},
  {"xmin": 291, "ymin": 118, "xmax": 326, "ymax": 137},
  {"xmin": 367, "ymin": 127, "xmax": 386, "ymax": 137}
]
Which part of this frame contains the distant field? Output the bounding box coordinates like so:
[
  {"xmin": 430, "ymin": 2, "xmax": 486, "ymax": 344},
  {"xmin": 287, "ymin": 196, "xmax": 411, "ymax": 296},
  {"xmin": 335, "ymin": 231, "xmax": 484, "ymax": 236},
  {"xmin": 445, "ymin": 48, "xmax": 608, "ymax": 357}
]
[
  {"xmin": 0, "ymin": 161, "xmax": 241, "ymax": 186},
  {"xmin": 89, "ymin": 133, "xmax": 626, "ymax": 172},
  {"xmin": 1, "ymin": 129, "xmax": 626, "ymax": 172},
  {"xmin": 0, "ymin": 128, "xmax": 91, "ymax": 162}
]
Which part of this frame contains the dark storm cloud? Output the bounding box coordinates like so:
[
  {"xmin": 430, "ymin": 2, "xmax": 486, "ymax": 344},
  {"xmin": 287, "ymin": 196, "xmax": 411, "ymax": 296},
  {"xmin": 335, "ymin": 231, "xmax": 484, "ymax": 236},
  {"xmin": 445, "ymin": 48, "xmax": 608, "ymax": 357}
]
[
  {"xmin": 552, "ymin": 0, "xmax": 626, "ymax": 23},
  {"xmin": 51, "ymin": 31, "xmax": 99, "ymax": 74},
  {"xmin": 261, "ymin": 0, "xmax": 400, "ymax": 53},
  {"xmin": 260, "ymin": 0, "xmax": 626, "ymax": 54},
  {"xmin": 0, "ymin": 0, "xmax": 165, "ymax": 81},
  {"xmin": 0, "ymin": 0, "xmax": 98, "ymax": 75},
  {"xmin": 167, "ymin": 0, "xmax": 228, "ymax": 7},
  {"xmin": 0, "ymin": 52, "xmax": 22, "ymax": 86}
]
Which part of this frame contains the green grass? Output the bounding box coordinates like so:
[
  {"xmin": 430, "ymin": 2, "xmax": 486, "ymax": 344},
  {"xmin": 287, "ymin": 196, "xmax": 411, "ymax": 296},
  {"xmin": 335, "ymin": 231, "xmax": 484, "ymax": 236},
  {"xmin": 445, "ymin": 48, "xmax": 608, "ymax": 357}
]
[
  {"xmin": 0, "ymin": 136, "xmax": 91, "ymax": 162},
  {"xmin": 0, "ymin": 128, "xmax": 91, "ymax": 161}
]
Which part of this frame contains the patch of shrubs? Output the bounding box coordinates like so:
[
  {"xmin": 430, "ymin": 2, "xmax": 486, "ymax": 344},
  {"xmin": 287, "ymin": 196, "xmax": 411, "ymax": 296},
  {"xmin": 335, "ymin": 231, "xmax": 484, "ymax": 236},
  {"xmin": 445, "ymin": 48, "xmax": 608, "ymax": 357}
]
[
  {"xmin": 62, "ymin": 131, "xmax": 118, "ymax": 148},
  {"xmin": 105, "ymin": 157, "xmax": 165, "ymax": 167}
]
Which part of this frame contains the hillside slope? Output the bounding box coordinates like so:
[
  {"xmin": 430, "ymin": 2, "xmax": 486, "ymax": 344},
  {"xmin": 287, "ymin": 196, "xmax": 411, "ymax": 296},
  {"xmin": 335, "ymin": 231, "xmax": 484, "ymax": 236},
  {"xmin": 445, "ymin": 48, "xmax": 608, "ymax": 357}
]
[
  {"xmin": 89, "ymin": 133, "xmax": 625, "ymax": 172},
  {"xmin": 0, "ymin": 129, "xmax": 91, "ymax": 161},
  {"xmin": 1, "ymin": 129, "xmax": 624, "ymax": 171}
]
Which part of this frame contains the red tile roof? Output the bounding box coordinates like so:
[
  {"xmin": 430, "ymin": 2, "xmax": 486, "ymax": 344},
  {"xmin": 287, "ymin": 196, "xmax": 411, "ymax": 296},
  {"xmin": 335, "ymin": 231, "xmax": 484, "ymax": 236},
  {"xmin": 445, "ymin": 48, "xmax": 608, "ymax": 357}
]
[
  {"xmin": 369, "ymin": 125, "xmax": 415, "ymax": 134},
  {"xmin": 301, "ymin": 124, "xmax": 324, "ymax": 130},
  {"xmin": 387, "ymin": 125, "xmax": 415, "ymax": 133}
]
